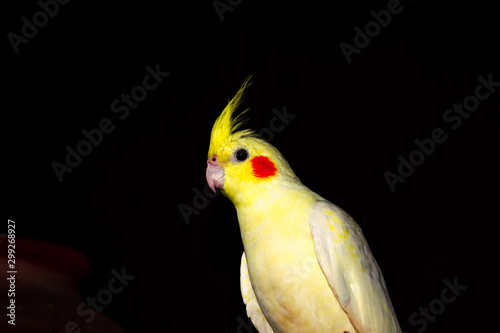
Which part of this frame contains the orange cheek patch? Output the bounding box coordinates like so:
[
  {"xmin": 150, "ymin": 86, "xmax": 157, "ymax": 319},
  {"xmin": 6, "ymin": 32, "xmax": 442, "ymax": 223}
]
[{"xmin": 251, "ymin": 156, "xmax": 277, "ymax": 178}]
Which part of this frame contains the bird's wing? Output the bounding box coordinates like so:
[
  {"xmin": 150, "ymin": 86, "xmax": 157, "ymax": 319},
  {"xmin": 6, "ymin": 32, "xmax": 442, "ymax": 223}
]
[
  {"xmin": 240, "ymin": 252, "xmax": 275, "ymax": 333},
  {"xmin": 308, "ymin": 200, "xmax": 401, "ymax": 333}
]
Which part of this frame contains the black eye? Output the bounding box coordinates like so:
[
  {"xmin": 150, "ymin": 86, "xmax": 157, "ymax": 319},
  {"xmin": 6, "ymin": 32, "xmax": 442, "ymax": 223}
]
[{"xmin": 235, "ymin": 148, "xmax": 249, "ymax": 162}]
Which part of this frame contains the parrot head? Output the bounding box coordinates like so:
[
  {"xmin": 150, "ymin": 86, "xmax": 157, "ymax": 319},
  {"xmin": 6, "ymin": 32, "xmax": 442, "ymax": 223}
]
[{"xmin": 206, "ymin": 77, "xmax": 300, "ymax": 207}]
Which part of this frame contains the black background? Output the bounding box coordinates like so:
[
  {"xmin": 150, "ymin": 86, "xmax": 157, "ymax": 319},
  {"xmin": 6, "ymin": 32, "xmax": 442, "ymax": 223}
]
[{"xmin": 5, "ymin": 0, "xmax": 498, "ymax": 332}]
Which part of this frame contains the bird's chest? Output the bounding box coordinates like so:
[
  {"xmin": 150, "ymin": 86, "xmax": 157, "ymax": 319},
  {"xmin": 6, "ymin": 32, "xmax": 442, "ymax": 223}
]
[
  {"xmin": 239, "ymin": 211, "xmax": 355, "ymax": 332},
  {"xmin": 248, "ymin": 227, "xmax": 317, "ymax": 292},
  {"xmin": 246, "ymin": 232, "xmax": 323, "ymax": 328}
]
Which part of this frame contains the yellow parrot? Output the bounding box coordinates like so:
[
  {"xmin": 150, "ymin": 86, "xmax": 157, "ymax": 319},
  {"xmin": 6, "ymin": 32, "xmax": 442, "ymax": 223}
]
[{"xmin": 206, "ymin": 78, "xmax": 401, "ymax": 333}]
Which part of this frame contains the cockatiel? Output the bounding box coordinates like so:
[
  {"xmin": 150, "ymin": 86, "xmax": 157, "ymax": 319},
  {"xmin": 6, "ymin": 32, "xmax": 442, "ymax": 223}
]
[{"xmin": 206, "ymin": 77, "xmax": 401, "ymax": 333}]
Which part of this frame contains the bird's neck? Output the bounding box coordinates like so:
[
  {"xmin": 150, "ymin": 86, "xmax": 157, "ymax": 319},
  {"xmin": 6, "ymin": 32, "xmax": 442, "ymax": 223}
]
[{"xmin": 233, "ymin": 180, "xmax": 319, "ymax": 246}]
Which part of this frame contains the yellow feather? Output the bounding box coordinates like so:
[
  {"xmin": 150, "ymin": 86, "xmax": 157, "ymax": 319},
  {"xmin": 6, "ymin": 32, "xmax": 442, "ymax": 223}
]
[{"xmin": 208, "ymin": 75, "xmax": 254, "ymax": 158}]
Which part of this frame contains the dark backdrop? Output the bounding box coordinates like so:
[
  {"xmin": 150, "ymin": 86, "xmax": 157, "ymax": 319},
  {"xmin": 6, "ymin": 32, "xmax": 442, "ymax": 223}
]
[{"xmin": 5, "ymin": 0, "xmax": 498, "ymax": 332}]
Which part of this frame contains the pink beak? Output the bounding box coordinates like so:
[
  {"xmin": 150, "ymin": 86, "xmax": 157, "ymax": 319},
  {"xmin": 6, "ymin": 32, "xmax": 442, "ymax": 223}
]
[{"xmin": 206, "ymin": 155, "xmax": 225, "ymax": 192}]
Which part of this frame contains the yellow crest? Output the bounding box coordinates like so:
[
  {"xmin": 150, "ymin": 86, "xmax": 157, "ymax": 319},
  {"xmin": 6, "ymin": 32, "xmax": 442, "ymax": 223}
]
[{"xmin": 208, "ymin": 76, "xmax": 254, "ymax": 157}]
